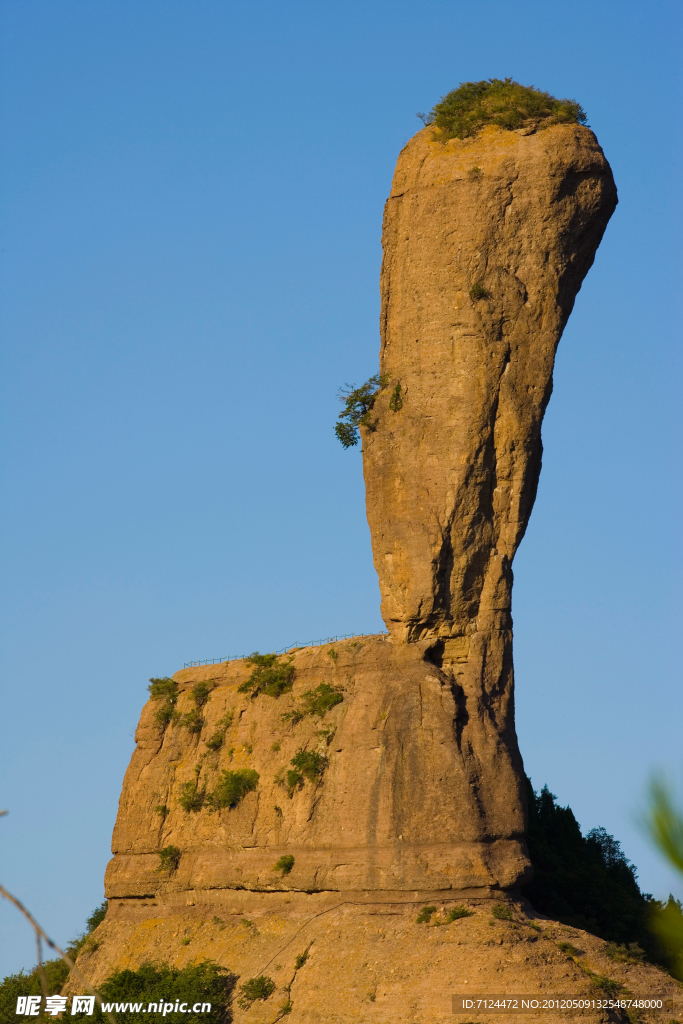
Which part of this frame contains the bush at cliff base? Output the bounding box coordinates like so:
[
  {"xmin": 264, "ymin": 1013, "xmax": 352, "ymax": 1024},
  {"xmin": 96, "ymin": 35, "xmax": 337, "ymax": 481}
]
[
  {"xmin": 0, "ymin": 960, "xmax": 71, "ymax": 1023},
  {"xmin": 0, "ymin": 960, "xmax": 236, "ymax": 1024},
  {"xmin": 523, "ymin": 776, "xmax": 681, "ymax": 972},
  {"xmin": 80, "ymin": 962, "xmax": 236, "ymax": 1022}
]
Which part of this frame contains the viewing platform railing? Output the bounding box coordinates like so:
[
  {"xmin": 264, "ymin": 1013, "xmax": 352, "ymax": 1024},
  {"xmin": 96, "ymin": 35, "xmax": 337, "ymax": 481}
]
[{"xmin": 183, "ymin": 631, "xmax": 390, "ymax": 668}]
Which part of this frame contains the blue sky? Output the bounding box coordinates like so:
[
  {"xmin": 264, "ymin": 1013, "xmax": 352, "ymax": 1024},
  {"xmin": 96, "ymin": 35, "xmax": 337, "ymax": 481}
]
[{"xmin": 1, "ymin": 0, "xmax": 681, "ymax": 977}]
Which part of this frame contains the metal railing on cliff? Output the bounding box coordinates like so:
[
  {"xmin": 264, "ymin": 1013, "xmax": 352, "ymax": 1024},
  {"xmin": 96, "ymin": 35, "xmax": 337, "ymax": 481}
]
[{"xmin": 183, "ymin": 630, "xmax": 390, "ymax": 668}]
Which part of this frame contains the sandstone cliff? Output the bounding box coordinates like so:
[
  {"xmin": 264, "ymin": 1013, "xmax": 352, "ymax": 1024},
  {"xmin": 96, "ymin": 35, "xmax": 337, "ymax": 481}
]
[
  {"xmin": 75, "ymin": 892, "xmax": 681, "ymax": 1024},
  {"xmin": 106, "ymin": 639, "xmax": 527, "ymax": 899}
]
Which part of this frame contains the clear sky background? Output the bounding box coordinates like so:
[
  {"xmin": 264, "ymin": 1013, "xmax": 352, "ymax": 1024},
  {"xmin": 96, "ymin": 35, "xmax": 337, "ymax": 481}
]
[{"xmin": 1, "ymin": 0, "xmax": 681, "ymax": 979}]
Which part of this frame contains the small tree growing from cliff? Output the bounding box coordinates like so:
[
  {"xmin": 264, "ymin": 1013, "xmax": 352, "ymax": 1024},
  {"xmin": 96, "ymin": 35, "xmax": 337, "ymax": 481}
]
[
  {"xmin": 334, "ymin": 374, "xmax": 389, "ymax": 448},
  {"xmin": 425, "ymin": 78, "xmax": 587, "ymax": 140}
]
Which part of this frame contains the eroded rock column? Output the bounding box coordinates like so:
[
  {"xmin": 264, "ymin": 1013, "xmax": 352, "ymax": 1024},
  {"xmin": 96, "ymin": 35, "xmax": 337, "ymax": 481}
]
[
  {"xmin": 364, "ymin": 124, "xmax": 616, "ymax": 645},
  {"xmin": 361, "ymin": 125, "xmax": 616, "ymax": 874},
  {"xmin": 364, "ymin": 123, "xmax": 616, "ymax": 645}
]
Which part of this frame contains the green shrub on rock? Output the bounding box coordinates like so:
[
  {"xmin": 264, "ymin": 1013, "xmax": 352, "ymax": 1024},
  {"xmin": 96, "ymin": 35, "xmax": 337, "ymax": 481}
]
[
  {"xmin": 238, "ymin": 975, "xmax": 275, "ymax": 1010},
  {"xmin": 205, "ymin": 710, "xmax": 234, "ymax": 751},
  {"xmin": 273, "ymin": 854, "xmax": 295, "ymax": 876},
  {"xmin": 416, "ymin": 905, "xmax": 436, "ymax": 924},
  {"xmin": 148, "ymin": 677, "xmax": 179, "ymax": 728},
  {"xmin": 190, "ymin": 681, "xmax": 214, "ymax": 707},
  {"xmin": 79, "ymin": 962, "xmax": 235, "ymax": 1022},
  {"xmin": 157, "ymin": 845, "xmax": 181, "ymax": 872},
  {"xmin": 208, "ymin": 768, "xmax": 259, "ymax": 809},
  {"xmin": 282, "ymin": 683, "xmax": 343, "ymax": 725},
  {"xmin": 427, "ymin": 78, "xmax": 586, "ymax": 140},
  {"xmin": 238, "ymin": 653, "xmax": 295, "ymax": 698},
  {"xmin": 0, "ymin": 903, "xmax": 113, "ymax": 1018},
  {"xmin": 288, "ymin": 749, "xmax": 328, "ymax": 789},
  {"xmin": 179, "ymin": 779, "xmax": 205, "ymax": 812},
  {"xmin": 180, "ymin": 708, "xmax": 205, "ymax": 734}
]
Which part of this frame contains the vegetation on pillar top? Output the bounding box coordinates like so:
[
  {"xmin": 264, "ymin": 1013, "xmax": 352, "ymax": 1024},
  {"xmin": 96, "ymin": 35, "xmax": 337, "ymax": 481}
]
[{"xmin": 421, "ymin": 78, "xmax": 587, "ymax": 140}]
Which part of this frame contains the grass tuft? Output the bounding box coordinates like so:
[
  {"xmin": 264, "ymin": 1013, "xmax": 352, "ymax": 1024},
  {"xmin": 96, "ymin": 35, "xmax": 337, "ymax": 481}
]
[
  {"xmin": 604, "ymin": 942, "xmax": 645, "ymax": 964},
  {"xmin": 238, "ymin": 975, "xmax": 275, "ymax": 1010},
  {"xmin": 294, "ymin": 948, "xmax": 310, "ymax": 970},
  {"xmin": 469, "ymin": 281, "xmax": 490, "ymax": 300},
  {"xmin": 273, "ymin": 854, "xmax": 295, "ymax": 876},
  {"xmin": 445, "ymin": 906, "xmax": 474, "ymax": 922},
  {"xmin": 556, "ymin": 941, "xmax": 581, "ymax": 957}
]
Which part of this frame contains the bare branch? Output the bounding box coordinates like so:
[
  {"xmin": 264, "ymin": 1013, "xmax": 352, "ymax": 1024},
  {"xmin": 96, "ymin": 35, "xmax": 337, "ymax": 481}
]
[{"xmin": 0, "ymin": 881, "xmax": 116, "ymax": 1024}]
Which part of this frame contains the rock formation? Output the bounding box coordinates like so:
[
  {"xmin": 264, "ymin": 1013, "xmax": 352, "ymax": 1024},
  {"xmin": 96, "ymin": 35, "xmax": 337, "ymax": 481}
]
[
  {"xmin": 364, "ymin": 123, "xmax": 617, "ymax": 646},
  {"xmin": 75, "ymin": 892, "xmax": 682, "ymax": 1024},
  {"xmin": 106, "ymin": 640, "xmax": 528, "ymax": 901},
  {"xmin": 70, "ymin": 122, "xmax": 630, "ymax": 1021}
]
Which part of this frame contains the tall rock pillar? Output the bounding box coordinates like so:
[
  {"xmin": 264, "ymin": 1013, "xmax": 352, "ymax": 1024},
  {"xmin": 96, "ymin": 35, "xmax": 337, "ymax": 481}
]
[
  {"xmin": 364, "ymin": 123, "xmax": 616, "ymax": 646},
  {"xmin": 360, "ymin": 124, "xmax": 616, "ymax": 871}
]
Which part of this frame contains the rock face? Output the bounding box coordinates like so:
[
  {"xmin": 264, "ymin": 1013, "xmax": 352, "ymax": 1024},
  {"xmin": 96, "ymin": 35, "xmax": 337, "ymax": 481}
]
[
  {"xmin": 363, "ymin": 123, "xmax": 617, "ymax": 644},
  {"xmin": 71, "ymin": 893, "xmax": 682, "ymax": 1024},
  {"xmin": 106, "ymin": 640, "xmax": 529, "ymax": 900}
]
